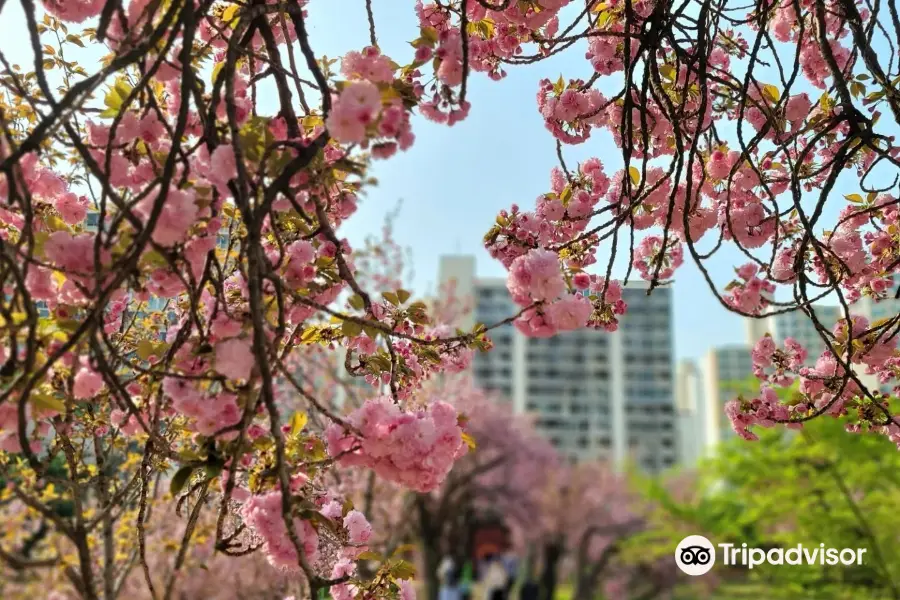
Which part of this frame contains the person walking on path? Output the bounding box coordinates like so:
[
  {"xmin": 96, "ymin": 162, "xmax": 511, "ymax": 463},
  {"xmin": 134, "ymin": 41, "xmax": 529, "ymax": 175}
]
[
  {"xmin": 459, "ymin": 560, "xmax": 474, "ymax": 600},
  {"xmin": 482, "ymin": 554, "xmax": 509, "ymax": 600},
  {"xmin": 518, "ymin": 580, "xmax": 539, "ymax": 600},
  {"xmin": 501, "ymin": 551, "xmax": 518, "ymax": 595},
  {"xmin": 438, "ymin": 555, "xmax": 462, "ymax": 600}
]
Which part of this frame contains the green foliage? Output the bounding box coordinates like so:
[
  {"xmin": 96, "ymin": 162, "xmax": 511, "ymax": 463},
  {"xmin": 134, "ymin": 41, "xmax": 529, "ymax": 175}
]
[
  {"xmin": 169, "ymin": 465, "xmax": 195, "ymax": 496},
  {"xmin": 626, "ymin": 417, "xmax": 900, "ymax": 599}
]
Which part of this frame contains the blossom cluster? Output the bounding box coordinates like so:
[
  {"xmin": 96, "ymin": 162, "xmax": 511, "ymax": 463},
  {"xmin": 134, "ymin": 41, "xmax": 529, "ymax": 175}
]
[
  {"xmin": 324, "ymin": 397, "xmax": 468, "ymax": 492},
  {"xmin": 727, "ymin": 318, "xmax": 900, "ymax": 444}
]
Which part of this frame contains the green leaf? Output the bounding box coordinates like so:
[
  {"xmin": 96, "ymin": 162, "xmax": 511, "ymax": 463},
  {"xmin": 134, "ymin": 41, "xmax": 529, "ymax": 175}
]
[
  {"xmin": 553, "ymin": 75, "xmax": 565, "ymax": 95},
  {"xmin": 222, "ymin": 4, "xmax": 239, "ymax": 24},
  {"xmin": 392, "ymin": 544, "xmax": 417, "ymax": 556},
  {"xmin": 659, "ymin": 64, "xmax": 676, "ymax": 81},
  {"xmin": 628, "ymin": 166, "xmax": 641, "ymax": 186},
  {"xmin": 291, "ymin": 411, "xmax": 308, "ymax": 435},
  {"xmin": 65, "ymin": 34, "xmax": 84, "ymax": 48},
  {"xmin": 357, "ymin": 551, "xmax": 384, "ymax": 561},
  {"xmin": 348, "ymin": 294, "xmax": 365, "ymax": 310},
  {"xmin": 104, "ymin": 77, "xmax": 131, "ymax": 110},
  {"xmin": 170, "ymin": 466, "xmax": 195, "ymax": 496},
  {"xmin": 844, "ymin": 193, "xmax": 864, "ymax": 203},
  {"xmin": 761, "ymin": 83, "xmax": 780, "ymax": 103},
  {"xmin": 136, "ymin": 340, "xmax": 156, "ymax": 360},
  {"xmin": 397, "ymin": 289, "xmax": 411, "ymax": 304},
  {"xmin": 420, "ymin": 26, "xmax": 439, "ymax": 45},
  {"xmin": 300, "ymin": 326, "xmax": 324, "ymax": 344},
  {"xmin": 477, "ymin": 19, "xmax": 495, "ymax": 38},
  {"xmin": 389, "ymin": 559, "xmax": 416, "ymax": 580},
  {"xmin": 114, "ymin": 78, "xmax": 132, "ymax": 104},
  {"xmin": 211, "ymin": 62, "xmax": 224, "ymax": 85},
  {"xmin": 342, "ymin": 320, "xmax": 363, "ymax": 337},
  {"xmin": 238, "ymin": 118, "xmax": 267, "ymax": 163},
  {"xmin": 461, "ymin": 432, "xmax": 477, "ymax": 450},
  {"xmin": 383, "ymin": 291, "xmax": 400, "ymax": 306},
  {"xmin": 30, "ymin": 391, "xmax": 66, "ymax": 414},
  {"xmin": 57, "ymin": 318, "xmax": 81, "ymax": 333},
  {"xmin": 597, "ymin": 10, "xmax": 612, "ymax": 27},
  {"xmin": 205, "ymin": 460, "xmax": 224, "ymax": 479}
]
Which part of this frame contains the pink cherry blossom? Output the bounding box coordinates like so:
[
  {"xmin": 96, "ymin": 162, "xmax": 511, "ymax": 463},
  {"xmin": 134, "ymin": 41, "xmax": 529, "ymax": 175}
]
[
  {"xmin": 343, "ymin": 510, "xmax": 372, "ymax": 544},
  {"xmin": 41, "ymin": 0, "xmax": 105, "ymax": 22},
  {"xmin": 215, "ymin": 338, "xmax": 254, "ymax": 381},
  {"xmin": 506, "ymin": 248, "xmax": 566, "ymax": 305},
  {"xmin": 73, "ymin": 367, "xmax": 105, "ymax": 400},
  {"xmin": 55, "ymin": 193, "xmax": 89, "ymax": 225},
  {"xmin": 545, "ymin": 294, "xmax": 592, "ymax": 331},
  {"xmin": 325, "ymin": 397, "xmax": 466, "ymax": 492},
  {"xmin": 240, "ymin": 491, "xmax": 320, "ymax": 570}
]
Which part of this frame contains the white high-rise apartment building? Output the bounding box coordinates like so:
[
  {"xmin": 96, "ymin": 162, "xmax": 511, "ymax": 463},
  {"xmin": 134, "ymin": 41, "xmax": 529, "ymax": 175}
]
[
  {"xmin": 675, "ymin": 360, "xmax": 704, "ymax": 465},
  {"xmin": 438, "ymin": 255, "xmax": 678, "ymax": 472},
  {"xmin": 699, "ymin": 345, "xmax": 754, "ymax": 451}
]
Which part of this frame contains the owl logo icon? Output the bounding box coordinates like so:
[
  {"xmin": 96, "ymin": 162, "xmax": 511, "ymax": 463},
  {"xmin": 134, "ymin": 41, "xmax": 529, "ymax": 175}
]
[{"xmin": 675, "ymin": 535, "xmax": 715, "ymax": 576}]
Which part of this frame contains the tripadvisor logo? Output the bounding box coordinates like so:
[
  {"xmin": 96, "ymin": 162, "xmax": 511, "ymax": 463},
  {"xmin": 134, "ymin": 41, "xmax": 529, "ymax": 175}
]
[
  {"xmin": 675, "ymin": 536, "xmax": 867, "ymax": 576},
  {"xmin": 675, "ymin": 535, "xmax": 715, "ymax": 576}
]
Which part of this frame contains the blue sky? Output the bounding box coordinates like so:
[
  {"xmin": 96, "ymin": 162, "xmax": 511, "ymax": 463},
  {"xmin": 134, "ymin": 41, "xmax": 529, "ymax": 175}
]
[
  {"xmin": 2, "ymin": 0, "xmax": 883, "ymax": 362},
  {"xmin": 307, "ymin": 1, "xmax": 751, "ymax": 361}
]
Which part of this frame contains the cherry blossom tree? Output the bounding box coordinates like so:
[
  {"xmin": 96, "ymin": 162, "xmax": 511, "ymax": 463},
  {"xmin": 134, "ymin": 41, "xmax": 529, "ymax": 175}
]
[
  {"xmin": 523, "ymin": 462, "xmax": 682, "ymax": 600},
  {"xmin": 407, "ymin": 378, "xmax": 557, "ymax": 600},
  {"xmin": 0, "ymin": 0, "xmax": 899, "ymax": 597}
]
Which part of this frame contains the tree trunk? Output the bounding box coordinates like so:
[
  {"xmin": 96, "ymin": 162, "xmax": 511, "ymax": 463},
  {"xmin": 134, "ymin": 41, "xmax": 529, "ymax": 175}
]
[
  {"xmin": 574, "ymin": 538, "xmax": 620, "ymax": 600},
  {"xmin": 416, "ymin": 496, "xmax": 442, "ymax": 600},
  {"xmin": 539, "ymin": 540, "xmax": 563, "ymax": 600}
]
